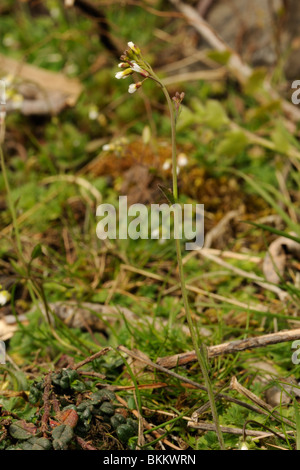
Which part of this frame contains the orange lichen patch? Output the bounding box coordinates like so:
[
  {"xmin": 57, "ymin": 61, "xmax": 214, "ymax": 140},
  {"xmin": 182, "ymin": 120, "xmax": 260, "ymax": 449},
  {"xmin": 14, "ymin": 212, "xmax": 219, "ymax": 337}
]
[{"xmin": 82, "ymin": 140, "xmax": 174, "ymax": 179}]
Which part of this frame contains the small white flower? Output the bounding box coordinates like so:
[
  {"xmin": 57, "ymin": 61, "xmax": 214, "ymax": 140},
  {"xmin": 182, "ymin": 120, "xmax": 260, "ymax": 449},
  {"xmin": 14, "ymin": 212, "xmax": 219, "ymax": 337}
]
[
  {"xmin": 115, "ymin": 71, "xmax": 126, "ymax": 79},
  {"xmin": 128, "ymin": 82, "xmax": 141, "ymax": 94},
  {"xmin": 0, "ymin": 290, "xmax": 10, "ymax": 306},
  {"xmin": 162, "ymin": 160, "xmax": 171, "ymax": 171},
  {"xmin": 89, "ymin": 106, "xmax": 99, "ymax": 120},
  {"xmin": 115, "ymin": 69, "xmax": 133, "ymax": 80},
  {"xmin": 130, "ymin": 61, "xmax": 147, "ymax": 75},
  {"xmin": 3, "ymin": 35, "xmax": 16, "ymax": 48},
  {"xmin": 240, "ymin": 443, "xmax": 249, "ymax": 450},
  {"xmin": 10, "ymin": 94, "xmax": 23, "ymax": 110},
  {"xmin": 102, "ymin": 144, "xmax": 112, "ymax": 151},
  {"xmin": 151, "ymin": 228, "xmax": 160, "ymax": 238},
  {"xmin": 2, "ymin": 74, "xmax": 13, "ymax": 87},
  {"xmin": 127, "ymin": 42, "xmax": 140, "ymax": 54},
  {"xmin": 178, "ymin": 153, "xmax": 188, "ymax": 167},
  {"xmin": 118, "ymin": 62, "xmax": 129, "ymax": 69}
]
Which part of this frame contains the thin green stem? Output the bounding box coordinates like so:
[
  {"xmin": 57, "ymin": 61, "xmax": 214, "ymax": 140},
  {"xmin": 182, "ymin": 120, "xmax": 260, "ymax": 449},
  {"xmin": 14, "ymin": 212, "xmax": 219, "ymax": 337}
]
[
  {"xmin": 0, "ymin": 144, "xmax": 24, "ymax": 263},
  {"xmin": 158, "ymin": 81, "xmax": 225, "ymax": 449}
]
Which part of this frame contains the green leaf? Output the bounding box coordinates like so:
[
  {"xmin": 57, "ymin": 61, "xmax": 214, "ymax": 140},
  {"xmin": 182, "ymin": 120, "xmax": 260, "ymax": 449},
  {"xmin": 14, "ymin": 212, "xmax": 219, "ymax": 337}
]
[
  {"xmin": 244, "ymin": 68, "xmax": 267, "ymax": 95},
  {"xmin": 176, "ymin": 105, "xmax": 197, "ymax": 131},
  {"xmin": 204, "ymin": 100, "xmax": 229, "ymax": 129},
  {"xmin": 271, "ymin": 122, "xmax": 292, "ymax": 153},
  {"xmin": 20, "ymin": 437, "xmax": 52, "ymax": 451},
  {"xmin": 9, "ymin": 420, "xmax": 37, "ymax": 440},
  {"xmin": 116, "ymin": 424, "xmax": 136, "ymax": 443},
  {"xmin": 190, "ymin": 98, "xmax": 229, "ymax": 129},
  {"xmin": 158, "ymin": 185, "xmax": 176, "ymax": 205},
  {"xmin": 207, "ymin": 50, "xmax": 231, "ymax": 65},
  {"xmin": 52, "ymin": 424, "xmax": 74, "ymax": 450},
  {"xmin": 216, "ymin": 130, "xmax": 249, "ymax": 157},
  {"xmin": 30, "ymin": 244, "xmax": 42, "ymax": 261},
  {"xmin": 244, "ymin": 222, "xmax": 300, "ymax": 243}
]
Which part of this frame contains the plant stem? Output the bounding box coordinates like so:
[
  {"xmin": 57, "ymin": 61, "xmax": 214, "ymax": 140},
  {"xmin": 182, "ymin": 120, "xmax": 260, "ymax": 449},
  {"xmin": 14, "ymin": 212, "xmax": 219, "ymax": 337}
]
[
  {"xmin": 0, "ymin": 144, "xmax": 24, "ymax": 262},
  {"xmin": 159, "ymin": 82, "xmax": 225, "ymax": 450}
]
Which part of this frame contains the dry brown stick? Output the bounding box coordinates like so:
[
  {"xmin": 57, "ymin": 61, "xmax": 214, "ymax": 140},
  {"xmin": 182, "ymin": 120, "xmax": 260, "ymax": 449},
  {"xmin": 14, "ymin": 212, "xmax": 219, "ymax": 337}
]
[
  {"xmin": 77, "ymin": 370, "xmax": 106, "ymax": 380},
  {"xmin": 187, "ymin": 421, "xmax": 284, "ymax": 438},
  {"xmin": 75, "ymin": 435, "xmax": 97, "ymax": 450},
  {"xmin": 99, "ymin": 382, "xmax": 168, "ymax": 392},
  {"xmin": 141, "ymin": 407, "xmax": 272, "ymax": 438},
  {"xmin": 195, "ymin": 247, "xmax": 287, "ymax": 300},
  {"xmin": 230, "ymin": 376, "xmax": 295, "ymax": 429},
  {"xmin": 169, "ymin": 0, "xmax": 300, "ymax": 123},
  {"xmin": 157, "ymin": 328, "xmax": 300, "ymax": 369},
  {"xmin": 0, "ymin": 390, "xmax": 28, "ymax": 400},
  {"xmin": 118, "ymin": 346, "xmax": 268, "ymax": 417},
  {"xmin": 41, "ymin": 372, "xmax": 52, "ymax": 437},
  {"xmin": 73, "ymin": 347, "xmax": 112, "ymax": 370},
  {"xmin": 183, "ymin": 247, "xmax": 262, "ymax": 265},
  {"xmin": 161, "ymin": 68, "xmax": 226, "ymax": 85}
]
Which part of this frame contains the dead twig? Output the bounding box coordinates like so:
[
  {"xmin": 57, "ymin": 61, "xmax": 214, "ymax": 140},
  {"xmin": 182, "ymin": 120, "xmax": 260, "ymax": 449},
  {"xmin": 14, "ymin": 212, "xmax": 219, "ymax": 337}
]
[
  {"xmin": 75, "ymin": 435, "xmax": 97, "ymax": 450},
  {"xmin": 118, "ymin": 346, "xmax": 269, "ymax": 418},
  {"xmin": 161, "ymin": 68, "xmax": 226, "ymax": 86},
  {"xmin": 40, "ymin": 372, "xmax": 52, "ymax": 437},
  {"xmin": 73, "ymin": 347, "xmax": 112, "ymax": 370},
  {"xmin": 157, "ymin": 328, "xmax": 300, "ymax": 369},
  {"xmin": 77, "ymin": 371, "xmax": 106, "ymax": 380},
  {"xmin": 188, "ymin": 420, "xmax": 286, "ymax": 439},
  {"xmin": 231, "ymin": 376, "xmax": 295, "ymax": 429},
  {"xmin": 195, "ymin": 247, "xmax": 288, "ymax": 301}
]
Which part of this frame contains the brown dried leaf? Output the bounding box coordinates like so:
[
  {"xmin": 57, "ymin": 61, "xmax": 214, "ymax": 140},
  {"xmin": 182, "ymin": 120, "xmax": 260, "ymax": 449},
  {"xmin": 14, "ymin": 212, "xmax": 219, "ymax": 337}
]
[
  {"xmin": 0, "ymin": 319, "xmax": 18, "ymax": 341},
  {"xmin": 265, "ymin": 386, "xmax": 291, "ymax": 407},
  {"xmin": 263, "ymin": 234, "xmax": 300, "ymax": 284},
  {"xmin": 0, "ymin": 53, "xmax": 83, "ymax": 115},
  {"xmin": 0, "ymin": 315, "xmax": 29, "ymax": 341}
]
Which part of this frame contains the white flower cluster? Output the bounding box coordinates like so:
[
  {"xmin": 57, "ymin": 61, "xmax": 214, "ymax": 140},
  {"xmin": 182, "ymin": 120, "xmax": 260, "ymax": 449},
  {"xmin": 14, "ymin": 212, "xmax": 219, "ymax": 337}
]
[
  {"xmin": 0, "ymin": 286, "xmax": 10, "ymax": 306},
  {"xmin": 115, "ymin": 42, "xmax": 149, "ymax": 94}
]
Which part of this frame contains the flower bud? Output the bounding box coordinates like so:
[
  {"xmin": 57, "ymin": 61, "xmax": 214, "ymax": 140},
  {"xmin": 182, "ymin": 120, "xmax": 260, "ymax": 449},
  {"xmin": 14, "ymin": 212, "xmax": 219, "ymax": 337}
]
[
  {"xmin": 127, "ymin": 41, "xmax": 141, "ymax": 55},
  {"xmin": 130, "ymin": 61, "xmax": 149, "ymax": 77},
  {"xmin": 115, "ymin": 68, "xmax": 134, "ymax": 80},
  {"xmin": 0, "ymin": 290, "xmax": 10, "ymax": 306},
  {"xmin": 128, "ymin": 82, "xmax": 142, "ymax": 94},
  {"xmin": 118, "ymin": 62, "xmax": 130, "ymax": 69}
]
